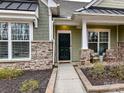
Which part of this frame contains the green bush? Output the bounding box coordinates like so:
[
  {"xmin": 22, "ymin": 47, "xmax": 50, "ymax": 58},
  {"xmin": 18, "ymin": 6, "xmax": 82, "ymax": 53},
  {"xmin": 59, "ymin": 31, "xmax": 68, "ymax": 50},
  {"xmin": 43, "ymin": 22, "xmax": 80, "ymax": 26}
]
[
  {"xmin": 109, "ymin": 65, "xmax": 124, "ymax": 80},
  {"xmin": 20, "ymin": 79, "xmax": 39, "ymax": 93},
  {"xmin": 0, "ymin": 68, "xmax": 23, "ymax": 79},
  {"xmin": 91, "ymin": 63, "xmax": 105, "ymax": 79}
]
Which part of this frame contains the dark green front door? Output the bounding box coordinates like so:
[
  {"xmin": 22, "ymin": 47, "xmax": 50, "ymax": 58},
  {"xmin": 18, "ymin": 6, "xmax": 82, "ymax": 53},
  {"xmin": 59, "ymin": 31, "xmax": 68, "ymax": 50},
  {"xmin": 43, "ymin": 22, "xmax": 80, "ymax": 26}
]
[{"xmin": 59, "ymin": 33, "xmax": 70, "ymax": 61}]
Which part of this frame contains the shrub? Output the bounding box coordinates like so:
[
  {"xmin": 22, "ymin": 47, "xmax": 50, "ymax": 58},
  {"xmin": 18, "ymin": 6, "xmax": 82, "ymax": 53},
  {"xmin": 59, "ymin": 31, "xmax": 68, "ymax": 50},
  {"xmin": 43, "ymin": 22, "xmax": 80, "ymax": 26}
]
[
  {"xmin": 20, "ymin": 79, "xmax": 39, "ymax": 93},
  {"xmin": 109, "ymin": 65, "xmax": 124, "ymax": 80},
  {"xmin": 0, "ymin": 68, "xmax": 23, "ymax": 79},
  {"xmin": 91, "ymin": 63, "xmax": 105, "ymax": 79}
]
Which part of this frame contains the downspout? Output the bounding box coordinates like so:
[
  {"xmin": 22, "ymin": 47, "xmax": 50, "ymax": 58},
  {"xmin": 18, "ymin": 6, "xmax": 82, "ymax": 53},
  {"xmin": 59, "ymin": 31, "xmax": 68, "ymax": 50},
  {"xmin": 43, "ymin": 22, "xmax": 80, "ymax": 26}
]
[
  {"xmin": 48, "ymin": 5, "xmax": 55, "ymax": 65},
  {"xmin": 48, "ymin": 0, "xmax": 58, "ymax": 65},
  {"xmin": 48, "ymin": 8, "xmax": 53, "ymax": 41}
]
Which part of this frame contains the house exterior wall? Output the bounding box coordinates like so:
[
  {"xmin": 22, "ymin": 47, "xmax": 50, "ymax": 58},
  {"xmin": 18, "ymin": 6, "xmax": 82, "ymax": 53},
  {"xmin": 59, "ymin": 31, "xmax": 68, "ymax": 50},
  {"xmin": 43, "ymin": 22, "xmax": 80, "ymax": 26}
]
[
  {"xmin": 95, "ymin": 0, "xmax": 124, "ymax": 9},
  {"xmin": 33, "ymin": 0, "xmax": 49, "ymax": 40},
  {"xmin": 118, "ymin": 25, "xmax": 124, "ymax": 42},
  {"xmin": 55, "ymin": 25, "xmax": 117, "ymax": 62},
  {"xmin": 0, "ymin": 1, "xmax": 53, "ymax": 70},
  {"xmin": 0, "ymin": 41, "xmax": 53, "ymax": 70},
  {"xmin": 55, "ymin": 26, "xmax": 81, "ymax": 62}
]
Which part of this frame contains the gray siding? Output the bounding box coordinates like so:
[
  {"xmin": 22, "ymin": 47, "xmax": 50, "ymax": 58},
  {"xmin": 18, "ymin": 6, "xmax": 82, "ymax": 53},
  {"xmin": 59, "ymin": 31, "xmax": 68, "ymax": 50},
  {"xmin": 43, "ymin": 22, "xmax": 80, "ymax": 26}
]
[
  {"xmin": 33, "ymin": 0, "xmax": 49, "ymax": 40},
  {"xmin": 96, "ymin": 0, "xmax": 124, "ymax": 9}
]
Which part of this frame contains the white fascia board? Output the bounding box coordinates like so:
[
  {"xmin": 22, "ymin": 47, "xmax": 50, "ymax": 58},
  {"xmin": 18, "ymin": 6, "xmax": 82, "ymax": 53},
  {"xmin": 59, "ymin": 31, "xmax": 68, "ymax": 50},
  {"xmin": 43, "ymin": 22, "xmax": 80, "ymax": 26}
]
[
  {"xmin": 75, "ymin": 8, "xmax": 84, "ymax": 12},
  {"xmin": 85, "ymin": 0, "xmax": 98, "ymax": 9},
  {"xmin": 93, "ymin": 0, "xmax": 103, "ymax": 6},
  {"xmin": 74, "ymin": 12, "xmax": 124, "ymax": 17},
  {"xmin": 53, "ymin": 17, "xmax": 72, "ymax": 21},
  {"xmin": 0, "ymin": 10, "xmax": 36, "ymax": 16},
  {"xmin": 0, "ymin": 10, "xmax": 38, "ymax": 28},
  {"xmin": 0, "ymin": 15, "xmax": 36, "ymax": 21}
]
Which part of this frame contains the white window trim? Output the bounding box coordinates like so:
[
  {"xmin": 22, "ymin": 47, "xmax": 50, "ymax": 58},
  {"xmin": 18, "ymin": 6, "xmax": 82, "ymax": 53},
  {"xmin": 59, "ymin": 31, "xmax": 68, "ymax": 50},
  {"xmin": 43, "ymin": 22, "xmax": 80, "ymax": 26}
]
[
  {"xmin": 88, "ymin": 28, "xmax": 111, "ymax": 54},
  {"xmin": 0, "ymin": 21, "xmax": 33, "ymax": 62}
]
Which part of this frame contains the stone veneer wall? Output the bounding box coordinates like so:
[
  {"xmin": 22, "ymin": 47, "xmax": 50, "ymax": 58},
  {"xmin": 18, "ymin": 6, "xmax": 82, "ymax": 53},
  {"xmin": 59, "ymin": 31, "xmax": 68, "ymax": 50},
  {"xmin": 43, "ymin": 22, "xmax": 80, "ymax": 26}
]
[
  {"xmin": 105, "ymin": 42, "xmax": 124, "ymax": 62},
  {"xmin": 118, "ymin": 42, "xmax": 124, "ymax": 61},
  {"xmin": 0, "ymin": 41, "xmax": 53, "ymax": 70},
  {"xmin": 80, "ymin": 49, "xmax": 92, "ymax": 64}
]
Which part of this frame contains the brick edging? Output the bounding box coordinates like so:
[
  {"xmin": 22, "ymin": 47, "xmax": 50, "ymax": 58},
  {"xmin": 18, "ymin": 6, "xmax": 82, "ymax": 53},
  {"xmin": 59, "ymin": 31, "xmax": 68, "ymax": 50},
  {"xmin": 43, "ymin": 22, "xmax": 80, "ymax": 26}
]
[
  {"xmin": 45, "ymin": 68, "xmax": 58, "ymax": 93},
  {"xmin": 75, "ymin": 67, "xmax": 124, "ymax": 93}
]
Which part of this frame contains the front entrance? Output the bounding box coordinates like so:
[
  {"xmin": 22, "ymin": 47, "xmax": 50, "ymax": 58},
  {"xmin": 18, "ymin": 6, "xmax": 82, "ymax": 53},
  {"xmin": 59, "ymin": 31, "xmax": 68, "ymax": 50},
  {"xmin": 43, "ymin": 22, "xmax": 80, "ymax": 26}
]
[{"xmin": 58, "ymin": 31, "xmax": 71, "ymax": 61}]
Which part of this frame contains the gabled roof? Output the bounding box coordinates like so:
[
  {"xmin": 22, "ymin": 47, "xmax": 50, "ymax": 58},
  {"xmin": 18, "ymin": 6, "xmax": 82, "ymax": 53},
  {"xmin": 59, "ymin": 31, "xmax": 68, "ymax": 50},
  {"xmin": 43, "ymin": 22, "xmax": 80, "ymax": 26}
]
[
  {"xmin": 76, "ymin": 0, "xmax": 103, "ymax": 11},
  {"xmin": 77, "ymin": 6, "xmax": 124, "ymax": 15},
  {"xmin": 0, "ymin": 0, "xmax": 38, "ymax": 11},
  {"xmin": 53, "ymin": 0, "xmax": 88, "ymax": 17}
]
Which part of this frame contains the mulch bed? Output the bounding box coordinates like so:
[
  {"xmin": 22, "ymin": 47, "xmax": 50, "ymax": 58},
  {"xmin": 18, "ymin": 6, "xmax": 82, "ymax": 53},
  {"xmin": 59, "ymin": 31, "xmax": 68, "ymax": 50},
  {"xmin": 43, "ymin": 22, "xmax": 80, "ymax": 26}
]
[
  {"xmin": 0, "ymin": 69, "xmax": 52, "ymax": 93},
  {"xmin": 81, "ymin": 67, "xmax": 124, "ymax": 86}
]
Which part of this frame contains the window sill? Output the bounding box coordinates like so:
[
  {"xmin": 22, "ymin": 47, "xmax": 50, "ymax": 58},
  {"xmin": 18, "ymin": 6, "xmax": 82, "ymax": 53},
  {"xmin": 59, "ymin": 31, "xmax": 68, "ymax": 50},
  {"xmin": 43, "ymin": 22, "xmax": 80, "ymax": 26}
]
[{"xmin": 0, "ymin": 58, "xmax": 31, "ymax": 63}]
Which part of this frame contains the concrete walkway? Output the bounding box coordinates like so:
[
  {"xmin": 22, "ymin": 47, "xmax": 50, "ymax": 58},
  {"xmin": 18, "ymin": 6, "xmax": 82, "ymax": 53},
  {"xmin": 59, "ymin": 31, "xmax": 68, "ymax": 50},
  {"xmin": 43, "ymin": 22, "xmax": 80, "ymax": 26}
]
[{"xmin": 54, "ymin": 63, "xmax": 87, "ymax": 93}]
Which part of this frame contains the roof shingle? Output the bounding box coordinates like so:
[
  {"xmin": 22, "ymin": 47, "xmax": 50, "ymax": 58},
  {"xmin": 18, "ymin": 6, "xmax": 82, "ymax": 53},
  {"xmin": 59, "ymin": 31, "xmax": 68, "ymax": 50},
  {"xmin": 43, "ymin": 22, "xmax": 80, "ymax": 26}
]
[
  {"xmin": 78, "ymin": 6, "xmax": 124, "ymax": 15},
  {"xmin": 0, "ymin": 0, "xmax": 38, "ymax": 11}
]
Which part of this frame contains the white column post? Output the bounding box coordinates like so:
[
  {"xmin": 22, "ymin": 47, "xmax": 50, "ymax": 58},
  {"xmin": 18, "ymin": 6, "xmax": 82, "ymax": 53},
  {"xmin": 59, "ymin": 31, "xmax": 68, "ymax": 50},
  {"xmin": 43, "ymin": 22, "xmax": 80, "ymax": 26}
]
[
  {"xmin": 82, "ymin": 19, "xmax": 88, "ymax": 49},
  {"xmin": 117, "ymin": 25, "xmax": 119, "ymax": 46}
]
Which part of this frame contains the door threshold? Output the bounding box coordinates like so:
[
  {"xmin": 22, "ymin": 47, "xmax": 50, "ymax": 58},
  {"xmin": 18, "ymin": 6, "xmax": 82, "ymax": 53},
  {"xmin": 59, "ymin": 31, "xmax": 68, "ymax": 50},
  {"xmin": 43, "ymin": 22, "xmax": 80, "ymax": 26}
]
[{"xmin": 58, "ymin": 61, "xmax": 71, "ymax": 64}]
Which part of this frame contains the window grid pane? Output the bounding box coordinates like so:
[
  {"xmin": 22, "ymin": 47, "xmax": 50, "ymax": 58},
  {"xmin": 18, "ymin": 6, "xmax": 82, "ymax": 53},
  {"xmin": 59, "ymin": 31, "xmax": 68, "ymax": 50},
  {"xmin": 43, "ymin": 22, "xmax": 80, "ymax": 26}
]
[
  {"xmin": 0, "ymin": 22, "xmax": 8, "ymax": 40},
  {"xmin": 88, "ymin": 32, "xmax": 98, "ymax": 42},
  {"xmin": 88, "ymin": 43, "xmax": 97, "ymax": 53},
  {"xmin": 12, "ymin": 42, "xmax": 29, "ymax": 58},
  {"xmin": 100, "ymin": 32, "xmax": 108, "ymax": 42},
  {"xmin": 99, "ymin": 43, "xmax": 108, "ymax": 55},
  {"xmin": 11, "ymin": 23, "xmax": 29, "ymax": 40},
  {"xmin": 0, "ymin": 42, "xmax": 8, "ymax": 59}
]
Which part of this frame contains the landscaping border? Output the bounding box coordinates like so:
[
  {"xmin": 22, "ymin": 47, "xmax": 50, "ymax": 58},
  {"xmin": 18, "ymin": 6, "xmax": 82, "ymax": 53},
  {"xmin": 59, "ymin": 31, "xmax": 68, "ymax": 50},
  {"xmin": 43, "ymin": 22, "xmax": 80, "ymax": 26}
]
[
  {"xmin": 45, "ymin": 68, "xmax": 57, "ymax": 93},
  {"xmin": 75, "ymin": 67, "xmax": 124, "ymax": 93}
]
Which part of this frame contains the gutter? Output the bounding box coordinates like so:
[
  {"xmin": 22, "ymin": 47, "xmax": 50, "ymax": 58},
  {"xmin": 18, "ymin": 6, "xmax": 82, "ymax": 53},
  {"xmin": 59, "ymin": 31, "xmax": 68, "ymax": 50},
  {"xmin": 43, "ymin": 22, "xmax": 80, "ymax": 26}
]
[
  {"xmin": 53, "ymin": 17, "xmax": 72, "ymax": 21},
  {"xmin": 73, "ymin": 12, "xmax": 124, "ymax": 17}
]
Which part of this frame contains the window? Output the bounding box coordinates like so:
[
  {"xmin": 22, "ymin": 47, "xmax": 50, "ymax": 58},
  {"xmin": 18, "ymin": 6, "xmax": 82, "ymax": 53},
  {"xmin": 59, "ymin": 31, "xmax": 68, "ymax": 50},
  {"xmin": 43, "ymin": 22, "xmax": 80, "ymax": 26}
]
[
  {"xmin": 0, "ymin": 23, "xmax": 8, "ymax": 59},
  {"xmin": 11, "ymin": 23, "xmax": 30, "ymax": 58},
  {"xmin": 88, "ymin": 30, "xmax": 110, "ymax": 55},
  {"xmin": 0, "ymin": 22, "xmax": 31, "ymax": 60}
]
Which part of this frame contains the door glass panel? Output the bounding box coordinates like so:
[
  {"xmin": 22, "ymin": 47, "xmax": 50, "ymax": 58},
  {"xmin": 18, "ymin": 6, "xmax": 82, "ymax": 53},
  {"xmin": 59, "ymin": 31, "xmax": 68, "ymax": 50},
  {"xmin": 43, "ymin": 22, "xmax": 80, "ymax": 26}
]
[{"xmin": 59, "ymin": 33, "xmax": 70, "ymax": 60}]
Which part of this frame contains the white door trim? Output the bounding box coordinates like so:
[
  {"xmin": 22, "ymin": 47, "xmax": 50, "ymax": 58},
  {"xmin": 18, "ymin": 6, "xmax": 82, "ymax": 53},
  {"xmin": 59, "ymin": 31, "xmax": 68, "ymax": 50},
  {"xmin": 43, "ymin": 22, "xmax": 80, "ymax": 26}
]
[{"xmin": 57, "ymin": 30, "xmax": 72, "ymax": 63}]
